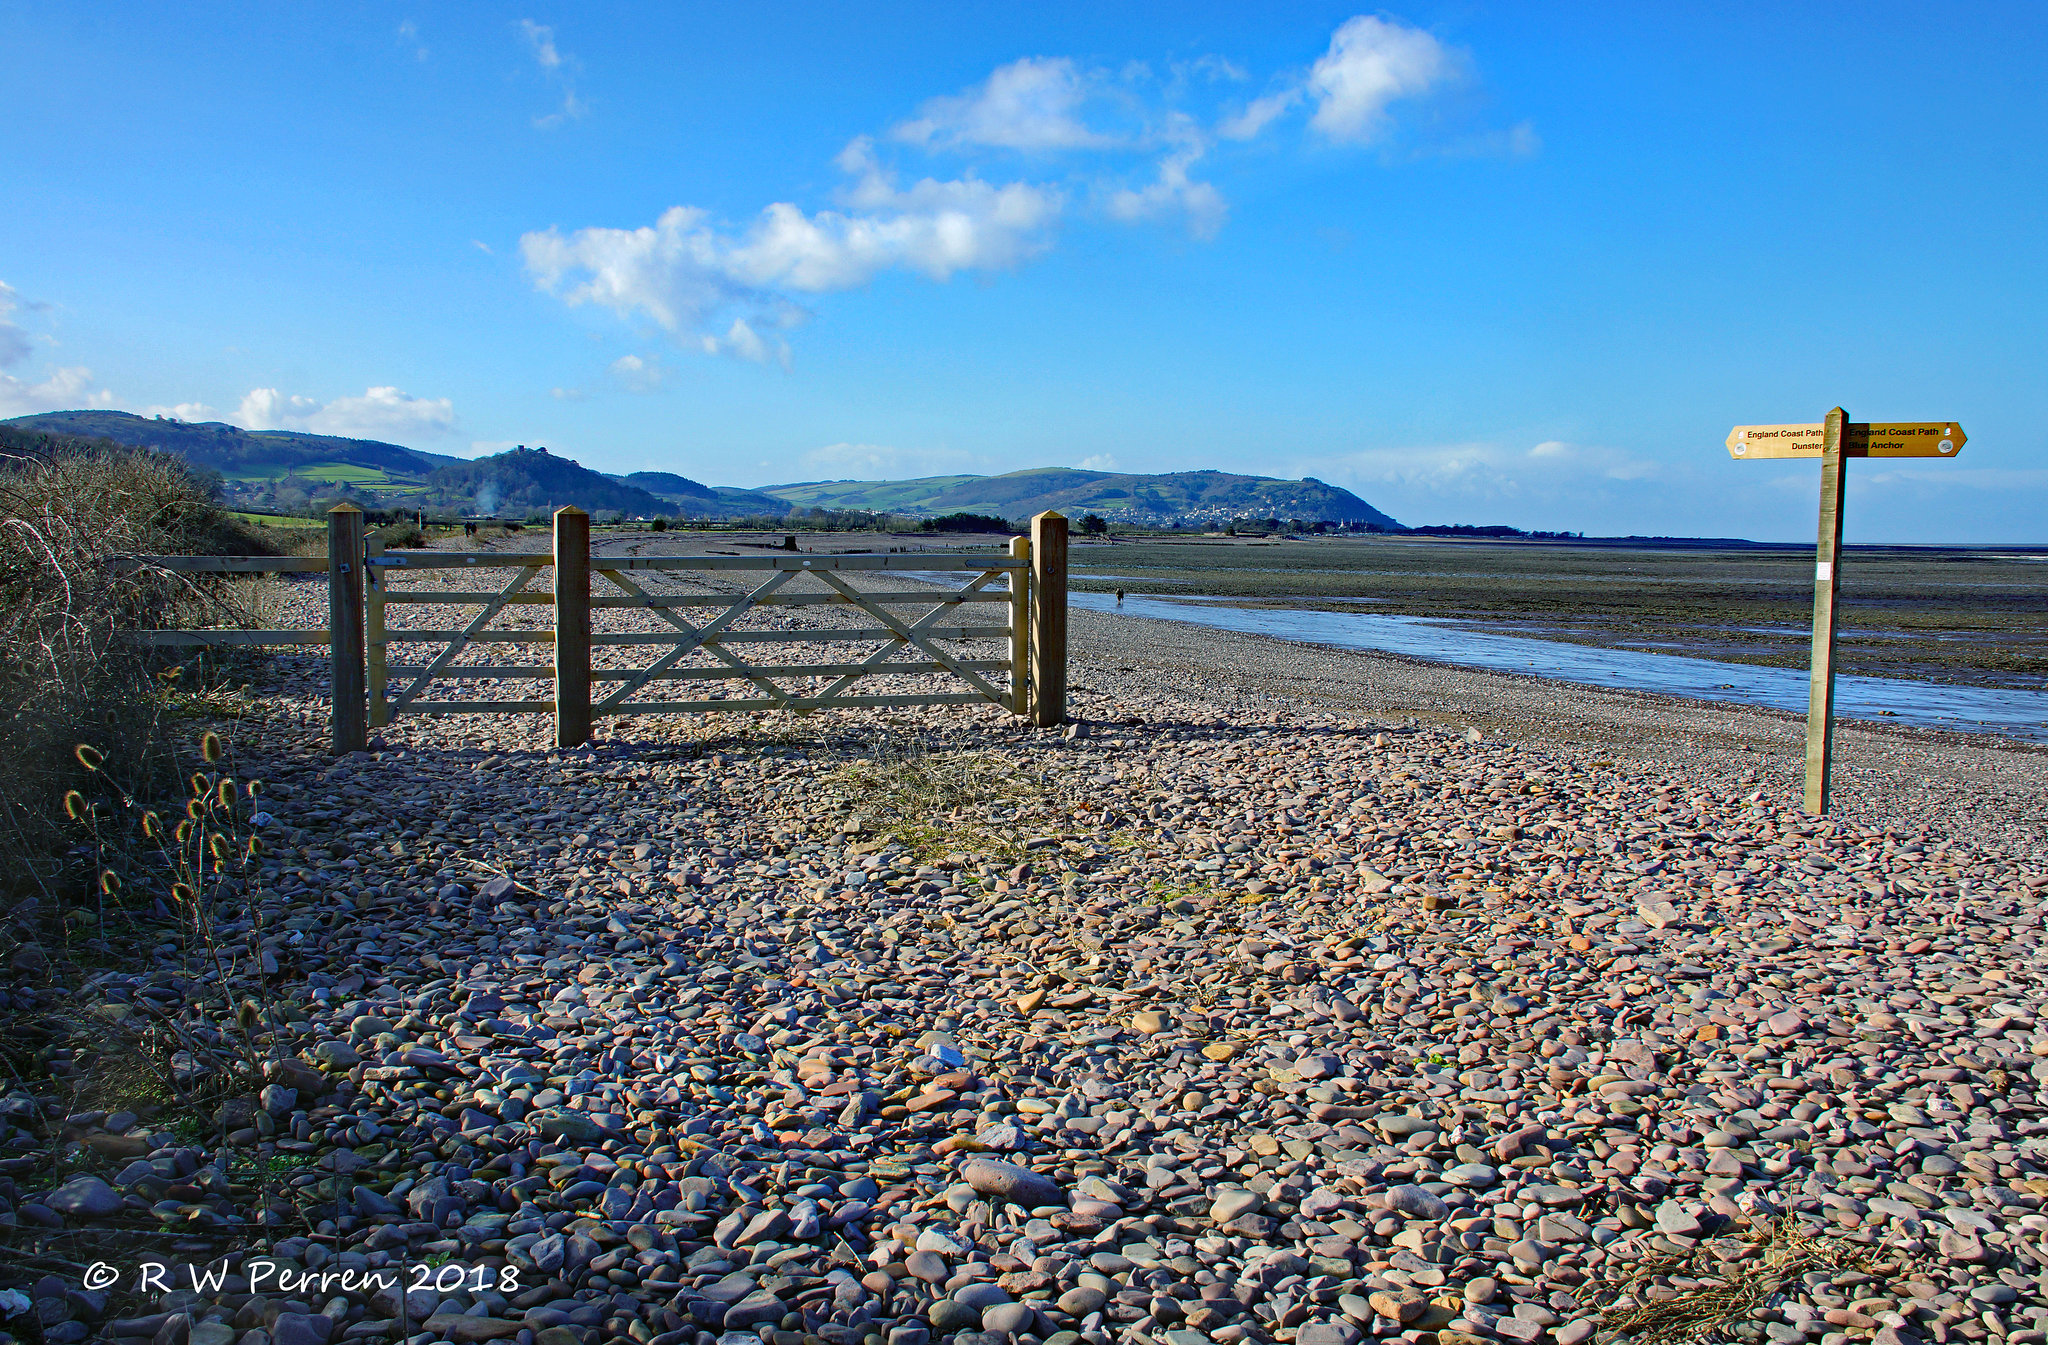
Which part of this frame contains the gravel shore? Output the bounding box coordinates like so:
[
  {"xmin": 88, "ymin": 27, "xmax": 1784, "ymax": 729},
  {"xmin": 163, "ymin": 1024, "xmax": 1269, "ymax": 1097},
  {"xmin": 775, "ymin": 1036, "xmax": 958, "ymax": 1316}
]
[{"xmin": 7, "ymin": 554, "xmax": 2047, "ymax": 1345}]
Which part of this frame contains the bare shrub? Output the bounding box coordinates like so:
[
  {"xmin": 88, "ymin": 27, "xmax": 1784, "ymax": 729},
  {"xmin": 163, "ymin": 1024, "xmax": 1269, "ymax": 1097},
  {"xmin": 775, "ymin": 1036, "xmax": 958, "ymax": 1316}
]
[{"xmin": 0, "ymin": 432, "xmax": 273, "ymax": 908}]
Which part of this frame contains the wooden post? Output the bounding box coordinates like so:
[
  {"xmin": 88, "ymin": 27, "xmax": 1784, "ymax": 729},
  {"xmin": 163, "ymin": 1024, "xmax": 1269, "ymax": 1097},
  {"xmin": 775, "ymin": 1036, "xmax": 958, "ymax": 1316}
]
[
  {"xmin": 1008, "ymin": 534, "xmax": 1031, "ymax": 716},
  {"xmin": 365, "ymin": 536, "xmax": 388, "ymax": 728},
  {"xmin": 327, "ymin": 504, "xmax": 366, "ymax": 754},
  {"xmin": 1804, "ymin": 406, "xmax": 1848, "ymax": 814},
  {"xmin": 554, "ymin": 506, "xmax": 592, "ymax": 748},
  {"xmin": 1030, "ymin": 511, "xmax": 1067, "ymax": 727}
]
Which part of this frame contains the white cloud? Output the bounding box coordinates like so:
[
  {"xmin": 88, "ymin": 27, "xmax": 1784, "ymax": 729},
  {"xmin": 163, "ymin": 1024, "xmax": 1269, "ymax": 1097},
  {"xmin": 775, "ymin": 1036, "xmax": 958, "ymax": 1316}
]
[
  {"xmin": 142, "ymin": 402, "xmax": 217, "ymax": 422},
  {"xmin": 1219, "ymin": 15, "xmax": 1460, "ymax": 145},
  {"xmin": 1105, "ymin": 116, "xmax": 1226, "ymax": 236},
  {"xmin": 397, "ymin": 19, "xmax": 427, "ymax": 61},
  {"xmin": 609, "ymin": 353, "xmax": 671, "ymax": 392},
  {"xmin": 518, "ymin": 20, "xmax": 585, "ymax": 128},
  {"xmin": 518, "ymin": 19, "xmax": 562, "ymax": 70},
  {"xmin": 1306, "ymin": 16, "xmax": 1457, "ymax": 144},
  {"xmin": 535, "ymin": 91, "xmax": 587, "ymax": 129},
  {"xmin": 699, "ymin": 319, "xmax": 791, "ymax": 369},
  {"xmin": 1078, "ymin": 454, "xmax": 1120, "ymax": 472},
  {"xmin": 550, "ymin": 386, "xmax": 587, "ymax": 401},
  {"xmin": 1178, "ymin": 55, "xmax": 1248, "ymax": 85},
  {"xmin": 0, "ymin": 365, "xmax": 109, "ymax": 417},
  {"xmin": 893, "ymin": 57, "xmax": 1111, "ymax": 152},
  {"xmin": 521, "ymin": 155, "xmax": 1062, "ymax": 345},
  {"xmin": 236, "ymin": 386, "xmax": 458, "ymax": 440},
  {"xmin": 1218, "ymin": 87, "xmax": 1301, "ymax": 141},
  {"xmin": 236, "ymin": 389, "xmax": 320, "ymax": 429}
]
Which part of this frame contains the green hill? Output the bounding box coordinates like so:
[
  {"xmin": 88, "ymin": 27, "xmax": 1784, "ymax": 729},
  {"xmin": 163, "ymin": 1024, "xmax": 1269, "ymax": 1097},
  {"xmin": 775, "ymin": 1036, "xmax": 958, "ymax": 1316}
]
[
  {"xmin": 1, "ymin": 410, "xmax": 458, "ymax": 478},
  {"xmin": 760, "ymin": 468, "xmax": 1400, "ymax": 528},
  {"xmin": 430, "ymin": 447, "xmax": 675, "ymax": 518},
  {"xmin": 616, "ymin": 470, "xmax": 719, "ymax": 503},
  {"xmin": 0, "ymin": 411, "xmax": 790, "ymax": 519},
  {"xmin": 615, "ymin": 471, "xmax": 790, "ymax": 516}
]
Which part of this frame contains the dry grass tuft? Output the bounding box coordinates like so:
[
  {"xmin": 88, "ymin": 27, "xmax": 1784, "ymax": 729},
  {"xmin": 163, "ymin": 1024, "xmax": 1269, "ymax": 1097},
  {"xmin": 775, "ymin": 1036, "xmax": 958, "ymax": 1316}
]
[
  {"xmin": 824, "ymin": 741, "xmax": 1046, "ymax": 861},
  {"xmin": 1587, "ymin": 1214, "xmax": 1872, "ymax": 1344}
]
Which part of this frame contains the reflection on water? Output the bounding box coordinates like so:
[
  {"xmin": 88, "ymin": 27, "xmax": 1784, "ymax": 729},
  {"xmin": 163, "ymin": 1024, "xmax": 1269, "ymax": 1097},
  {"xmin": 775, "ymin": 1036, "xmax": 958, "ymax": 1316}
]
[{"xmin": 1068, "ymin": 592, "xmax": 2048, "ymax": 743}]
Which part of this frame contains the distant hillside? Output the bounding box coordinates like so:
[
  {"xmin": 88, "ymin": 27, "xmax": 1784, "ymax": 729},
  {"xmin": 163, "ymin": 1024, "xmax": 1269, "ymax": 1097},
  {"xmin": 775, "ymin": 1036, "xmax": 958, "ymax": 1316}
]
[
  {"xmin": 617, "ymin": 470, "xmax": 718, "ymax": 503},
  {"xmin": 431, "ymin": 447, "xmax": 675, "ymax": 518},
  {"xmin": 761, "ymin": 468, "xmax": 1401, "ymax": 528},
  {"xmin": 615, "ymin": 471, "xmax": 790, "ymax": 517},
  {"xmin": 5, "ymin": 411, "xmax": 1400, "ymax": 527},
  {"xmin": 1, "ymin": 411, "xmax": 790, "ymax": 519},
  {"xmin": 2, "ymin": 410, "xmax": 459, "ymax": 477}
]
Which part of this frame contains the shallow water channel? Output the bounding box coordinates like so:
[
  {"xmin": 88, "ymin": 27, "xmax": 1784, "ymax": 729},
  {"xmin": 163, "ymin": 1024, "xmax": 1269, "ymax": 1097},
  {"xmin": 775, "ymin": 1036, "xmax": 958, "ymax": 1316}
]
[{"xmin": 1067, "ymin": 592, "xmax": 2048, "ymax": 743}]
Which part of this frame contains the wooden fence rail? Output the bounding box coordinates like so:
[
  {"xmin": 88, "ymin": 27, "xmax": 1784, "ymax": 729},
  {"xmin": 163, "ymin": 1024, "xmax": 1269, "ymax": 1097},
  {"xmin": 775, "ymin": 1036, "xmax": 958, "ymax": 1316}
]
[{"xmin": 123, "ymin": 503, "xmax": 1069, "ymax": 753}]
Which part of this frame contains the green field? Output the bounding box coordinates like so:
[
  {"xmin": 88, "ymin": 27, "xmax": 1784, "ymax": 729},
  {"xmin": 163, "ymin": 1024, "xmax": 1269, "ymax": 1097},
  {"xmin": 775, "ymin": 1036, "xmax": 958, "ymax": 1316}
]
[
  {"xmin": 229, "ymin": 461, "xmax": 402, "ymax": 485},
  {"xmin": 231, "ymin": 510, "xmax": 325, "ymax": 529},
  {"xmin": 766, "ymin": 475, "xmax": 982, "ymax": 511}
]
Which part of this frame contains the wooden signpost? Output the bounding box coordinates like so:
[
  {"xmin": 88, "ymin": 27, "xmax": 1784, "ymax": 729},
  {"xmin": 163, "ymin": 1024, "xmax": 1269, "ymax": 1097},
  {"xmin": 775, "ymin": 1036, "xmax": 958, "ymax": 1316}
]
[{"xmin": 1726, "ymin": 409, "xmax": 1966, "ymax": 814}]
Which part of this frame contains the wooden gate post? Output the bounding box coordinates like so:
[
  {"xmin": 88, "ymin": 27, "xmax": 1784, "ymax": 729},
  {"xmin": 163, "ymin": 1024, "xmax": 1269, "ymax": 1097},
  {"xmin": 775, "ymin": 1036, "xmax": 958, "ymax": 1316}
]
[
  {"xmin": 1029, "ymin": 511, "xmax": 1067, "ymax": 726},
  {"xmin": 554, "ymin": 506, "xmax": 592, "ymax": 748},
  {"xmin": 365, "ymin": 535, "xmax": 388, "ymax": 729},
  {"xmin": 327, "ymin": 503, "xmax": 367, "ymax": 754},
  {"xmin": 1008, "ymin": 534, "xmax": 1031, "ymax": 717},
  {"xmin": 1804, "ymin": 406, "xmax": 1848, "ymax": 814}
]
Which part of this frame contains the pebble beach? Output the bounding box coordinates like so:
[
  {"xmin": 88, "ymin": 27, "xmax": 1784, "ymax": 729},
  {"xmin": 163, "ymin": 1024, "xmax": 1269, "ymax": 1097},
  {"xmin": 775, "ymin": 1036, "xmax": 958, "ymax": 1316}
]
[{"xmin": 7, "ymin": 554, "xmax": 2048, "ymax": 1345}]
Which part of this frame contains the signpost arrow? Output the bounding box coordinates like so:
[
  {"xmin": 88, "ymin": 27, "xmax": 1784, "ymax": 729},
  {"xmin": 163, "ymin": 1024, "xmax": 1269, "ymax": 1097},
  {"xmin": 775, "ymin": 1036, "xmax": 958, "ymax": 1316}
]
[
  {"xmin": 1726, "ymin": 409, "xmax": 1966, "ymax": 814},
  {"xmin": 1727, "ymin": 422, "xmax": 1965, "ymax": 459}
]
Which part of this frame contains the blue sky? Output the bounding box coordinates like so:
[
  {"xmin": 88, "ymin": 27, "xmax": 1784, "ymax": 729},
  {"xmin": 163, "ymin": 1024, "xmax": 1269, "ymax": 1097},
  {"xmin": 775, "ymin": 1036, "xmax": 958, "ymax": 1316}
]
[{"xmin": 2, "ymin": 2, "xmax": 2043, "ymax": 541}]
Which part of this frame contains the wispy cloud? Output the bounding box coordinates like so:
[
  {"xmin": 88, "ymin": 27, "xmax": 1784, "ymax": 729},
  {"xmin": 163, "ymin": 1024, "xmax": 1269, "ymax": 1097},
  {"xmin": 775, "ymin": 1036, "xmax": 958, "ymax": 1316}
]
[
  {"xmin": 397, "ymin": 19, "xmax": 428, "ymax": 61},
  {"xmin": 893, "ymin": 57, "xmax": 1114, "ymax": 152},
  {"xmin": 608, "ymin": 353, "xmax": 669, "ymax": 392},
  {"xmin": 142, "ymin": 402, "xmax": 217, "ymax": 422},
  {"xmin": 1105, "ymin": 114, "xmax": 1225, "ymax": 237},
  {"xmin": 236, "ymin": 385, "xmax": 458, "ymax": 440},
  {"xmin": 1314, "ymin": 438, "xmax": 1662, "ymax": 505},
  {"xmin": 700, "ymin": 319, "xmax": 791, "ymax": 369},
  {"xmin": 1220, "ymin": 15, "xmax": 1459, "ymax": 146},
  {"xmin": 801, "ymin": 442, "xmax": 972, "ymax": 477},
  {"xmin": 518, "ymin": 20, "xmax": 586, "ymax": 128},
  {"xmin": 0, "ymin": 365, "xmax": 110, "ymax": 417}
]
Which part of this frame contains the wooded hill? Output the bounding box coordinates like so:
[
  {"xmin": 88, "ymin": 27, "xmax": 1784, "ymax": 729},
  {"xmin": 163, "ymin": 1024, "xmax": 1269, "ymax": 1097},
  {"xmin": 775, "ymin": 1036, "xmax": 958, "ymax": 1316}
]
[
  {"xmin": 762, "ymin": 467, "xmax": 1402, "ymax": 529},
  {"xmin": 3, "ymin": 411, "xmax": 1403, "ymax": 528}
]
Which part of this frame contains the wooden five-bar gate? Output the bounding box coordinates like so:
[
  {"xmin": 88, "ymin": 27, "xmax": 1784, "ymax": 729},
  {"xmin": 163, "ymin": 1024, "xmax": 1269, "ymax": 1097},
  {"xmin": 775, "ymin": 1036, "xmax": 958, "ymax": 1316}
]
[{"xmin": 133, "ymin": 505, "xmax": 1069, "ymax": 753}]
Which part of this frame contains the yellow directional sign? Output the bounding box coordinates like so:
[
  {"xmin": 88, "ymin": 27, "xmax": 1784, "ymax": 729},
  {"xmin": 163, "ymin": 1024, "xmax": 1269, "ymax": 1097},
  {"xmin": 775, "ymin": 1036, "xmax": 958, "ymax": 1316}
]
[
  {"xmin": 1722, "ymin": 405, "xmax": 1968, "ymax": 819},
  {"xmin": 1726, "ymin": 422, "xmax": 1964, "ymax": 459}
]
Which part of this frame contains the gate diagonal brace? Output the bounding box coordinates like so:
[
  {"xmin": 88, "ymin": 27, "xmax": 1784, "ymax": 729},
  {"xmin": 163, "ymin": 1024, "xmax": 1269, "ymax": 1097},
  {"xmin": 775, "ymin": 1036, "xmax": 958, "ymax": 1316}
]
[
  {"xmin": 594, "ymin": 566, "xmax": 797, "ymax": 712},
  {"xmin": 807, "ymin": 568, "xmax": 1007, "ymax": 709},
  {"xmin": 390, "ymin": 562, "xmax": 543, "ymax": 714}
]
